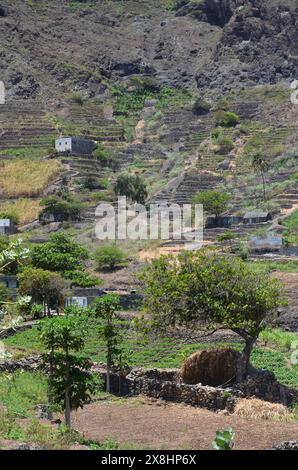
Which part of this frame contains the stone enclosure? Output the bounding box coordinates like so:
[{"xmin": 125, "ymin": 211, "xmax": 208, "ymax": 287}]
[{"xmin": 1, "ymin": 357, "xmax": 297, "ymax": 412}]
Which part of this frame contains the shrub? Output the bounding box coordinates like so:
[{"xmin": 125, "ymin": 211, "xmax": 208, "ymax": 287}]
[
  {"xmin": 71, "ymin": 91, "xmax": 88, "ymax": 106},
  {"xmin": 80, "ymin": 176, "xmax": 106, "ymax": 191},
  {"xmin": 212, "ymin": 128, "xmax": 234, "ymax": 152},
  {"xmin": 94, "ymin": 245, "xmax": 127, "ymax": 271},
  {"xmin": 192, "ymin": 97, "xmax": 211, "ymax": 115},
  {"xmin": 114, "ymin": 173, "xmax": 148, "ymax": 204},
  {"xmin": 215, "ymin": 110, "xmax": 240, "ymax": 128},
  {"xmin": 130, "ymin": 76, "xmax": 160, "ymax": 93},
  {"xmin": 212, "ymin": 428, "xmax": 234, "ymax": 450},
  {"xmin": 63, "ymin": 270, "xmax": 100, "ymax": 288},
  {"xmin": 39, "ymin": 196, "xmax": 82, "ymax": 223},
  {"xmin": 31, "ymin": 304, "xmax": 44, "ymax": 319},
  {"xmin": 217, "ymin": 136, "xmax": 234, "ymax": 153}
]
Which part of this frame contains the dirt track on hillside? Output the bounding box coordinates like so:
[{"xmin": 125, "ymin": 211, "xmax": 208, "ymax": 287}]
[{"xmin": 72, "ymin": 398, "xmax": 298, "ymax": 450}]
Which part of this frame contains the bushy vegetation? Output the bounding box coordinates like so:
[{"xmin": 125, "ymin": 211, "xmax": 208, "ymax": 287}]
[
  {"xmin": 215, "ymin": 111, "xmax": 240, "ymax": 128},
  {"xmin": 30, "ymin": 233, "xmax": 95, "ymax": 288},
  {"xmin": 114, "ymin": 173, "xmax": 148, "ymax": 204},
  {"xmin": 212, "ymin": 128, "xmax": 234, "ymax": 153},
  {"xmin": 192, "ymin": 190, "xmax": 231, "ymax": 217},
  {"xmin": 39, "ymin": 195, "xmax": 83, "ymax": 223},
  {"xmin": 18, "ymin": 267, "xmax": 66, "ymax": 315},
  {"xmin": 192, "ymin": 96, "xmax": 211, "ymax": 115},
  {"xmin": 94, "ymin": 245, "xmax": 127, "ymax": 271},
  {"xmin": 112, "ymin": 83, "xmax": 192, "ymax": 116}
]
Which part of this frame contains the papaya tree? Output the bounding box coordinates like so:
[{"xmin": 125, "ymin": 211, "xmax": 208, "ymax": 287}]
[
  {"xmin": 139, "ymin": 250, "xmax": 284, "ymax": 382},
  {"xmin": 93, "ymin": 294, "xmax": 122, "ymax": 393},
  {"xmin": 39, "ymin": 316, "xmax": 97, "ymax": 429}
]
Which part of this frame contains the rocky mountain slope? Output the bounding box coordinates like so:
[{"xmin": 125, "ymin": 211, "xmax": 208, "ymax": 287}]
[{"xmin": 0, "ymin": 0, "xmax": 297, "ymax": 101}]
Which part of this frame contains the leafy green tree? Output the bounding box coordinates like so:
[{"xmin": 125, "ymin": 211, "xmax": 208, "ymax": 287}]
[
  {"xmin": 93, "ymin": 294, "xmax": 121, "ymax": 393},
  {"xmin": 31, "ymin": 233, "xmax": 88, "ymax": 274},
  {"xmin": 18, "ymin": 267, "xmax": 66, "ymax": 316},
  {"xmin": 192, "ymin": 190, "xmax": 231, "ymax": 222},
  {"xmin": 63, "ymin": 270, "xmax": 100, "ymax": 288},
  {"xmin": 251, "ymin": 153, "xmax": 270, "ymax": 201},
  {"xmin": 39, "ymin": 316, "xmax": 97, "ymax": 429},
  {"xmin": 114, "ymin": 173, "xmax": 148, "ymax": 204},
  {"xmin": 94, "ymin": 245, "xmax": 127, "ymax": 271},
  {"xmin": 139, "ymin": 250, "xmax": 284, "ymax": 382}
]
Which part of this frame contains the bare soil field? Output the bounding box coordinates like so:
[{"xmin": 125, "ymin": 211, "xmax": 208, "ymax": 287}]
[{"xmin": 72, "ymin": 398, "xmax": 298, "ymax": 450}]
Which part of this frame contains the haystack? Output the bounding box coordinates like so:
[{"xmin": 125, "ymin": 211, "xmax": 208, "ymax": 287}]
[
  {"xmin": 234, "ymin": 398, "xmax": 291, "ymax": 421},
  {"xmin": 181, "ymin": 348, "xmax": 240, "ymax": 386}
]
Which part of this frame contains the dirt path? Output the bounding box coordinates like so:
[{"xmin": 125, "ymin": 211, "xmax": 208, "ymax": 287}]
[{"xmin": 72, "ymin": 398, "xmax": 298, "ymax": 450}]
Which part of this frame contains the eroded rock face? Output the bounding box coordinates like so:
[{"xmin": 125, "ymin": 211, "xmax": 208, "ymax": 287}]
[
  {"xmin": 175, "ymin": 0, "xmax": 234, "ymax": 27},
  {"xmin": 0, "ymin": 0, "xmax": 296, "ymax": 98},
  {"xmin": 196, "ymin": 0, "xmax": 298, "ymax": 93}
]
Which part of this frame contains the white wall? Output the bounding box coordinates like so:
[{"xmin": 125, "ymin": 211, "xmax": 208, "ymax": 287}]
[{"xmin": 55, "ymin": 137, "xmax": 72, "ymax": 153}]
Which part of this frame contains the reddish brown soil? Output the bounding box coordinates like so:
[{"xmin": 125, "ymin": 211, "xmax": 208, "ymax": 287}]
[{"xmin": 72, "ymin": 398, "xmax": 298, "ymax": 450}]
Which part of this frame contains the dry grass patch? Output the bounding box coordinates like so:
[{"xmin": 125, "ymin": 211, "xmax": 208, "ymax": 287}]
[
  {"xmin": 0, "ymin": 159, "xmax": 62, "ymax": 198},
  {"xmin": 0, "ymin": 199, "xmax": 41, "ymax": 225},
  {"xmin": 234, "ymin": 398, "xmax": 291, "ymax": 421}
]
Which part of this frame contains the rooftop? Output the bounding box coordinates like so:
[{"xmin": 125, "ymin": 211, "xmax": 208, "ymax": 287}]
[{"xmin": 244, "ymin": 211, "xmax": 270, "ymax": 219}]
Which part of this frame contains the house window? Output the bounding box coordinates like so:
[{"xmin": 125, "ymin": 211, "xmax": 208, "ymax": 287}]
[{"xmin": 70, "ymin": 297, "xmax": 88, "ymax": 308}]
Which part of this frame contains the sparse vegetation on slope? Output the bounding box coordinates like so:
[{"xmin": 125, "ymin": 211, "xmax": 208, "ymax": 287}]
[{"xmin": 0, "ymin": 160, "xmax": 62, "ymax": 198}]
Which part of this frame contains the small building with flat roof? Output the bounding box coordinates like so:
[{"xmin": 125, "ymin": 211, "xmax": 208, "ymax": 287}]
[
  {"xmin": 55, "ymin": 137, "xmax": 95, "ymax": 156},
  {"xmin": 243, "ymin": 211, "xmax": 272, "ymax": 225}
]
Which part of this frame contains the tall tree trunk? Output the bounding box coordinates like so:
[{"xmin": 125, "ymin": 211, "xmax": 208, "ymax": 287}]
[
  {"xmin": 65, "ymin": 387, "xmax": 71, "ymax": 429},
  {"xmin": 106, "ymin": 342, "xmax": 111, "ymax": 393},
  {"xmin": 65, "ymin": 352, "xmax": 71, "ymax": 429},
  {"xmin": 106, "ymin": 363, "xmax": 111, "ymax": 393},
  {"xmin": 48, "ymin": 347, "xmax": 54, "ymax": 421},
  {"xmin": 106, "ymin": 318, "xmax": 112, "ymax": 393},
  {"xmin": 236, "ymin": 336, "xmax": 255, "ymax": 383},
  {"xmin": 261, "ymin": 173, "xmax": 266, "ymax": 201}
]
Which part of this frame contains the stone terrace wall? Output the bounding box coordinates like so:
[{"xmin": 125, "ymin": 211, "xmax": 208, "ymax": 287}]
[{"xmin": 1, "ymin": 359, "xmax": 297, "ymax": 411}]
